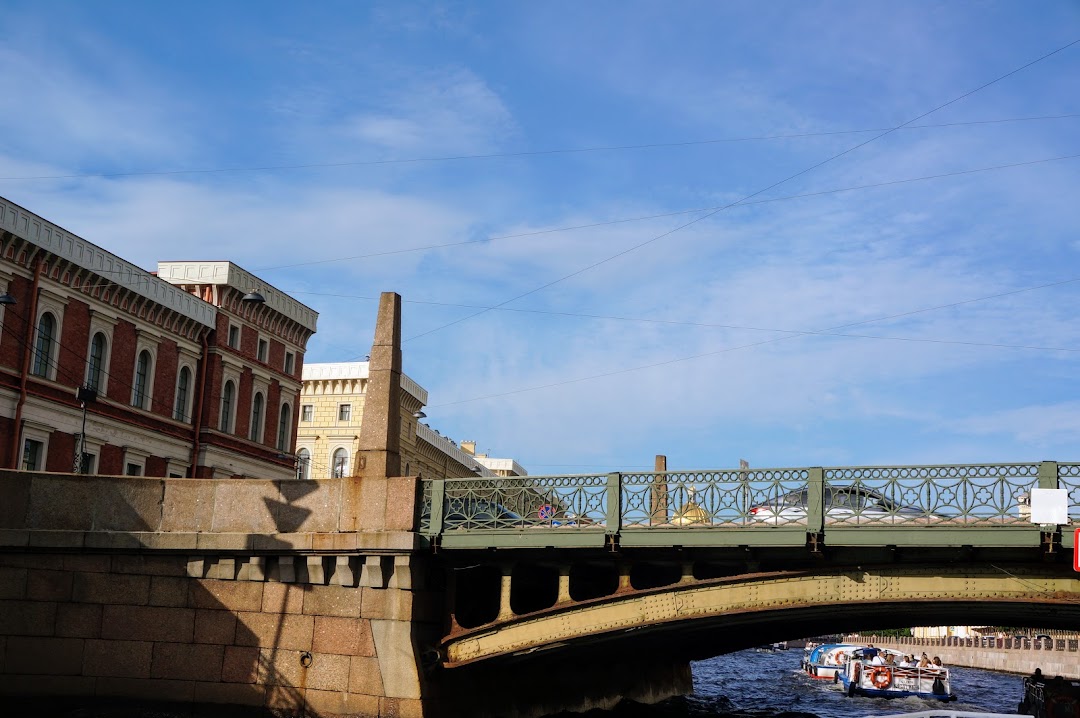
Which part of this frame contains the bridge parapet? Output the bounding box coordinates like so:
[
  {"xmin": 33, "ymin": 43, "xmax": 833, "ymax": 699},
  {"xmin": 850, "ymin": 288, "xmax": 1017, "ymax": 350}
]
[
  {"xmin": 421, "ymin": 460, "xmax": 1079, "ymax": 549},
  {"xmin": 0, "ymin": 469, "xmax": 422, "ymax": 552}
]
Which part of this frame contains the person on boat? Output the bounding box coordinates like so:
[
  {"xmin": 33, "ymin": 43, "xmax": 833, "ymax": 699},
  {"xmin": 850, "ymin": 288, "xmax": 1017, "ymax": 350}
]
[
  {"xmin": 871, "ymin": 652, "xmax": 886, "ymax": 666},
  {"xmin": 917, "ymin": 654, "xmax": 931, "ymax": 668},
  {"xmin": 884, "ymin": 653, "xmax": 896, "ymax": 666},
  {"xmin": 932, "ymin": 656, "xmax": 943, "ymax": 668},
  {"xmin": 864, "ymin": 644, "xmax": 880, "ymax": 661}
]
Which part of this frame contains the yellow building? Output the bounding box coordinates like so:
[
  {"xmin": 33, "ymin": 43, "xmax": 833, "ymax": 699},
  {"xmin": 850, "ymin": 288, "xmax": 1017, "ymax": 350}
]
[{"xmin": 296, "ymin": 362, "xmax": 526, "ymax": 480}]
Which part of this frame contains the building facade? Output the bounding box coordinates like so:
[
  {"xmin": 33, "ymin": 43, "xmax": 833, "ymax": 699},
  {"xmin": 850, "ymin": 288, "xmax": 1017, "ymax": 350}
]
[
  {"xmin": 297, "ymin": 362, "xmax": 525, "ymax": 480},
  {"xmin": 0, "ymin": 196, "xmax": 317, "ymax": 480}
]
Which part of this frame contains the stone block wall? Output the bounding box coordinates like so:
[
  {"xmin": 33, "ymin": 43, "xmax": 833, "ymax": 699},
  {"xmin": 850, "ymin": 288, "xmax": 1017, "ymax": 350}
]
[
  {"xmin": 0, "ymin": 470, "xmax": 440, "ymax": 717},
  {"xmin": 0, "ymin": 550, "xmax": 438, "ymax": 717}
]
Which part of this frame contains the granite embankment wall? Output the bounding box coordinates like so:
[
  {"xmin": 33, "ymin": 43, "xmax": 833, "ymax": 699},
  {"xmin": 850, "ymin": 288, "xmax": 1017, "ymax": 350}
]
[
  {"xmin": 852, "ymin": 634, "xmax": 1080, "ymax": 678},
  {"xmin": 0, "ymin": 471, "xmax": 437, "ymax": 718}
]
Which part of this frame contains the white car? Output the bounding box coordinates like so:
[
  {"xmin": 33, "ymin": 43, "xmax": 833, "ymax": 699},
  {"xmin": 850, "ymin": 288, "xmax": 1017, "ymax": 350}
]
[{"xmin": 748, "ymin": 486, "xmax": 925, "ymax": 524}]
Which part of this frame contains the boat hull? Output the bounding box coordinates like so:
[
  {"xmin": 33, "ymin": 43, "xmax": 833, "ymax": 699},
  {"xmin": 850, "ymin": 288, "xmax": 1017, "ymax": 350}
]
[{"xmin": 840, "ymin": 661, "xmax": 956, "ymax": 702}]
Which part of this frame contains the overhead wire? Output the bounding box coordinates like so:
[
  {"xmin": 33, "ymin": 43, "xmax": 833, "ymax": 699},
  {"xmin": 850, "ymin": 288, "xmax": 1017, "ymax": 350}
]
[
  {"xmin": 401, "ymin": 38, "xmax": 1080, "ymax": 345},
  {"xmin": 258, "ymin": 150, "xmax": 1080, "ymax": 273},
  {"xmin": 2, "ymin": 112, "xmax": 1076, "ymax": 182},
  {"xmin": 427, "ymin": 277, "xmax": 1080, "ymax": 409},
  {"xmin": 295, "ymin": 287, "xmax": 1080, "ymax": 352},
  {"xmin": 294, "ymin": 274, "xmax": 1080, "ymax": 337}
]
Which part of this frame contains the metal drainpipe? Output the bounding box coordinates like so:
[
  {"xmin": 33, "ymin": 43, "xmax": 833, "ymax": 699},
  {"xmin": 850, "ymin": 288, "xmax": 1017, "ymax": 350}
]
[
  {"xmin": 9, "ymin": 259, "xmax": 43, "ymax": 469},
  {"xmin": 188, "ymin": 332, "xmax": 210, "ymax": 477}
]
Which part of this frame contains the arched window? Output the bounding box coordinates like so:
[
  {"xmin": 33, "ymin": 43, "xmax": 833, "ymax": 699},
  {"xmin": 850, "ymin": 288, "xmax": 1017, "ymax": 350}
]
[
  {"xmin": 32, "ymin": 312, "xmax": 56, "ymax": 378},
  {"xmin": 277, "ymin": 403, "xmax": 291, "ymax": 451},
  {"xmin": 297, "ymin": 448, "xmax": 311, "ymax": 480},
  {"xmin": 174, "ymin": 367, "xmax": 191, "ymax": 422},
  {"xmin": 132, "ymin": 350, "xmax": 152, "ymax": 409},
  {"xmin": 220, "ymin": 380, "xmax": 235, "ymax": 433},
  {"xmin": 332, "ymin": 448, "xmax": 349, "ymax": 478},
  {"xmin": 250, "ymin": 392, "xmax": 264, "ymax": 442},
  {"xmin": 86, "ymin": 332, "xmax": 107, "ymax": 392}
]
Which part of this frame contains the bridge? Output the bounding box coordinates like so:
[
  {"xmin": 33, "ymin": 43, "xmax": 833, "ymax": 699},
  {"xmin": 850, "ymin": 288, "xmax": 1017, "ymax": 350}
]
[{"xmin": 2, "ymin": 294, "xmax": 1079, "ymax": 718}]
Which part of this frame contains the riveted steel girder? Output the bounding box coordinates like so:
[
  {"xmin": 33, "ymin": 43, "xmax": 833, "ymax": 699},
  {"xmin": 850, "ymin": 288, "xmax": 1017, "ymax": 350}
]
[{"xmin": 442, "ymin": 564, "xmax": 1080, "ymax": 666}]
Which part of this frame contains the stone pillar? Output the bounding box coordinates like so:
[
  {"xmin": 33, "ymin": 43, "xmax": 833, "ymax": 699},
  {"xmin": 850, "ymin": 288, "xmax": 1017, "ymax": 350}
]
[
  {"xmin": 498, "ymin": 564, "xmax": 514, "ymax": 621},
  {"xmin": 557, "ymin": 564, "xmax": 572, "ymax": 604},
  {"xmin": 357, "ymin": 292, "xmax": 402, "ymax": 479},
  {"xmin": 650, "ymin": 454, "xmax": 668, "ymax": 525}
]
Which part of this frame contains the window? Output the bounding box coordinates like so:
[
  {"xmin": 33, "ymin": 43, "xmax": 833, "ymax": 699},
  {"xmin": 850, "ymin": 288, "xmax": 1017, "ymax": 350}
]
[
  {"xmin": 301, "ymin": 404, "xmax": 313, "ymax": 422},
  {"xmin": 220, "ymin": 380, "xmax": 235, "ymax": 433},
  {"xmin": 77, "ymin": 452, "xmax": 97, "ymax": 475},
  {"xmin": 338, "ymin": 404, "xmax": 351, "ymax": 421},
  {"xmin": 277, "ymin": 403, "xmax": 291, "ymax": 451},
  {"xmin": 174, "ymin": 367, "xmax": 192, "ymax": 422},
  {"xmin": 86, "ymin": 332, "xmax": 107, "ymax": 392},
  {"xmin": 284, "ymin": 352, "xmax": 295, "ymax": 375},
  {"xmin": 257, "ymin": 338, "xmax": 268, "ymax": 363},
  {"xmin": 132, "ymin": 350, "xmax": 152, "ymax": 409},
  {"xmin": 122, "ymin": 448, "xmax": 147, "ymax": 476},
  {"xmin": 250, "ymin": 392, "xmax": 264, "ymax": 442},
  {"xmin": 228, "ymin": 324, "xmax": 240, "ymax": 349},
  {"xmin": 332, "ymin": 448, "xmax": 349, "ymax": 478},
  {"xmin": 297, "ymin": 448, "xmax": 311, "ymax": 480},
  {"xmin": 32, "ymin": 312, "xmax": 56, "ymax": 378},
  {"xmin": 22, "ymin": 439, "xmax": 44, "ymax": 471}
]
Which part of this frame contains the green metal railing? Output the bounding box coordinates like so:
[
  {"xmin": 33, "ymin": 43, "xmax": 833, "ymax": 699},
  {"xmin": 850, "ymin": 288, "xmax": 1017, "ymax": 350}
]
[{"xmin": 420, "ymin": 460, "xmax": 1075, "ymax": 548}]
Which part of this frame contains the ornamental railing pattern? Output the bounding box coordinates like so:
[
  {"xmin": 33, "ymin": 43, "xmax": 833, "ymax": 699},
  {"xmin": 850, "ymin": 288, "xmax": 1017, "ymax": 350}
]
[{"xmin": 420, "ymin": 460, "xmax": 1073, "ymax": 535}]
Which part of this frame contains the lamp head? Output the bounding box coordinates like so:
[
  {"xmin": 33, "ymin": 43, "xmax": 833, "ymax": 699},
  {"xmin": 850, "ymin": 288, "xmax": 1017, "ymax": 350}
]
[
  {"xmin": 0, "ymin": 292, "xmax": 16, "ymax": 305},
  {"xmin": 241, "ymin": 291, "xmax": 266, "ymax": 304}
]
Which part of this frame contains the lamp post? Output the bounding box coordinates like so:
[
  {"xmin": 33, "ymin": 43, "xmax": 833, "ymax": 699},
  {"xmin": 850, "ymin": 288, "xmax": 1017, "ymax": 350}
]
[{"xmin": 73, "ymin": 386, "xmax": 98, "ymax": 474}]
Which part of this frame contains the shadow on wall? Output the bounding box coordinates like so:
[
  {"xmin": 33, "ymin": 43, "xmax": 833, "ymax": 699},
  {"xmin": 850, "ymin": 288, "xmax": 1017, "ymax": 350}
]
[{"xmin": 0, "ymin": 471, "xmax": 410, "ymax": 718}]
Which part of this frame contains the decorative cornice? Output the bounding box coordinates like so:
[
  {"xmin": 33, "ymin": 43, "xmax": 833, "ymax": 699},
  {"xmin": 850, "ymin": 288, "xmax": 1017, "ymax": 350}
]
[{"xmin": 0, "ymin": 196, "xmax": 216, "ymax": 328}]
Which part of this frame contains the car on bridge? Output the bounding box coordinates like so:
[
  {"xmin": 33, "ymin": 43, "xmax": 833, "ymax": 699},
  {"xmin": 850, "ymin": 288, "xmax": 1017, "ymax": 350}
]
[{"xmin": 748, "ymin": 486, "xmax": 926, "ymax": 524}]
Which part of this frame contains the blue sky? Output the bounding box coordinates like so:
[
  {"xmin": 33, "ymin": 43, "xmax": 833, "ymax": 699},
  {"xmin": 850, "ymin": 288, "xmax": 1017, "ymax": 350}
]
[{"xmin": 2, "ymin": 1, "xmax": 1079, "ymax": 473}]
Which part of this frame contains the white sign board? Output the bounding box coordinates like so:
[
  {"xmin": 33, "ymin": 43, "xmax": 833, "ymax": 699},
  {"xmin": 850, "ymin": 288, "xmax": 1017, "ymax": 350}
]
[{"xmin": 1030, "ymin": 488, "xmax": 1069, "ymax": 525}]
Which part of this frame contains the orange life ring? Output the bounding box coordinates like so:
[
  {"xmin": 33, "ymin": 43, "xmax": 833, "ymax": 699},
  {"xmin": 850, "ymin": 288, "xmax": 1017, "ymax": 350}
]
[
  {"xmin": 870, "ymin": 667, "xmax": 892, "ymax": 689},
  {"xmin": 836, "ymin": 652, "xmax": 847, "ymax": 663}
]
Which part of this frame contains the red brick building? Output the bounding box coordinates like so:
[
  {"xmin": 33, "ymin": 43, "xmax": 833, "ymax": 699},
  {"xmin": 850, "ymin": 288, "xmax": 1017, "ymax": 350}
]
[{"xmin": 0, "ymin": 196, "xmax": 318, "ymax": 479}]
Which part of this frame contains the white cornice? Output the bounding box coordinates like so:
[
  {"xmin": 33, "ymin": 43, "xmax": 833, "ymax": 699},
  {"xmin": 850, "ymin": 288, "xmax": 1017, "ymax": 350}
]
[
  {"xmin": 302, "ymin": 362, "xmax": 428, "ymax": 405},
  {"xmin": 157, "ymin": 261, "xmax": 318, "ymax": 333}
]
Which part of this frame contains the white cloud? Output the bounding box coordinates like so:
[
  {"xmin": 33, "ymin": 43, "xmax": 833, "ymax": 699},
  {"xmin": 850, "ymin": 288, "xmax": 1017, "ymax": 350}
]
[
  {"xmin": 0, "ymin": 39, "xmax": 194, "ymax": 166},
  {"xmin": 339, "ymin": 67, "xmax": 517, "ymax": 154},
  {"xmin": 952, "ymin": 402, "xmax": 1080, "ymax": 446}
]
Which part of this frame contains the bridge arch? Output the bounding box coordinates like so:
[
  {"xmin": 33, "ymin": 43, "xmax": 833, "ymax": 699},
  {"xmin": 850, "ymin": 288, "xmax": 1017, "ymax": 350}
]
[{"xmin": 443, "ymin": 562, "xmax": 1080, "ymax": 666}]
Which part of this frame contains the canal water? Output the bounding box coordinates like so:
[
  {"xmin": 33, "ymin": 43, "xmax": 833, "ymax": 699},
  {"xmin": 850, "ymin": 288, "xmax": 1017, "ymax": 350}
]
[{"xmin": 564, "ymin": 648, "xmax": 1025, "ymax": 717}]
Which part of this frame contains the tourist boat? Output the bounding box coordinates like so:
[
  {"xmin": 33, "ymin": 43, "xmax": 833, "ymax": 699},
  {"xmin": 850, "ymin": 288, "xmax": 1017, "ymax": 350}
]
[
  {"xmin": 839, "ymin": 648, "xmax": 956, "ymax": 701},
  {"xmin": 802, "ymin": 642, "xmax": 860, "ymax": 680}
]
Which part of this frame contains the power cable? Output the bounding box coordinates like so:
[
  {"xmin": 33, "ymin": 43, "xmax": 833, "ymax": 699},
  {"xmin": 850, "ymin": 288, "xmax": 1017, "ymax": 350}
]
[
  {"xmin": 258, "ymin": 151, "xmax": 1080, "ymax": 273},
  {"xmin": 1, "ymin": 112, "xmax": 1076, "ymax": 182},
  {"xmin": 401, "ymin": 37, "xmax": 1080, "ymax": 345},
  {"xmin": 428, "ymin": 277, "xmax": 1080, "ymax": 409},
  {"xmin": 294, "ymin": 274, "xmax": 1080, "ymax": 336}
]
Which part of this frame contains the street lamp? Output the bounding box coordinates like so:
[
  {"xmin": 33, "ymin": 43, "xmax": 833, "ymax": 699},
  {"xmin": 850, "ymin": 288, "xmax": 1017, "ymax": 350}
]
[
  {"xmin": 0, "ymin": 292, "xmax": 16, "ymax": 305},
  {"xmin": 241, "ymin": 291, "xmax": 266, "ymax": 304},
  {"xmin": 73, "ymin": 386, "xmax": 98, "ymax": 474}
]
